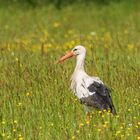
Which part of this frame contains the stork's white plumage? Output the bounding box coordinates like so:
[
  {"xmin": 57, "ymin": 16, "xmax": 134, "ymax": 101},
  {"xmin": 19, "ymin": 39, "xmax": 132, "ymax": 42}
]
[{"xmin": 57, "ymin": 45, "xmax": 116, "ymax": 119}]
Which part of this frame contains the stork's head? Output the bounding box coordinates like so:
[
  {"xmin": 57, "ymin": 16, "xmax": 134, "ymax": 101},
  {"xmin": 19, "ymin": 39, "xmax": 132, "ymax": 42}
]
[
  {"xmin": 72, "ymin": 45, "xmax": 86, "ymax": 56},
  {"xmin": 57, "ymin": 45, "xmax": 86, "ymax": 63}
]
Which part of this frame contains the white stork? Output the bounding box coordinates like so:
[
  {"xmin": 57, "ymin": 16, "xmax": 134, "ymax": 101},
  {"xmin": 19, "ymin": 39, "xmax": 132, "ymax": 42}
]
[{"xmin": 57, "ymin": 45, "xmax": 116, "ymax": 120}]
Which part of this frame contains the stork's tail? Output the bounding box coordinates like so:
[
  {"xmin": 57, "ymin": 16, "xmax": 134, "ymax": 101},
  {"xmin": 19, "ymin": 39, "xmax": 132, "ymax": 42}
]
[{"xmin": 111, "ymin": 105, "xmax": 117, "ymax": 115}]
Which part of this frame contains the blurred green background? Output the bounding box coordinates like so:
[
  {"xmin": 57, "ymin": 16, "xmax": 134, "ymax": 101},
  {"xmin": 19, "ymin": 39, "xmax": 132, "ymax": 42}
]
[
  {"xmin": 0, "ymin": 0, "xmax": 139, "ymax": 8},
  {"xmin": 0, "ymin": 0, "xmax": 140, "ymax": 140}
]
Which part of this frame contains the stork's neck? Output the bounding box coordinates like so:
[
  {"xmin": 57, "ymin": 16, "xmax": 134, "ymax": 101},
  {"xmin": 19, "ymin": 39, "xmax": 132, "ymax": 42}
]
[{"xmin": 74, "ymin": 53, "xmax": 85, "ymax": 72}]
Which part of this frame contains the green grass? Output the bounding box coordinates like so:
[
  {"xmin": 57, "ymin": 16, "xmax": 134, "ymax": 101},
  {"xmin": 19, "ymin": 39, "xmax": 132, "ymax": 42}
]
[{"xmin": 0, "ymin": 2, "xmax": 140, "ymax": 140}]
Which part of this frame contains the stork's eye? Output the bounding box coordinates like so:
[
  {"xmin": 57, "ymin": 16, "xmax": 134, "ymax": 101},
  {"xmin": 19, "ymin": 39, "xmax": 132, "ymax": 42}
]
[{"xmin": 73, "ymin": 48, "xmax": 77, "ymax": 51}]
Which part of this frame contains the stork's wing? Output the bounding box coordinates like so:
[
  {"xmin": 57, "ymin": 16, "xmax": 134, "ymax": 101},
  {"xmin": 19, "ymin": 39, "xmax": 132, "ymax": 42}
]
[
  {"xmin": 80, "ymin": 80, "xmax": 117, "ymax": 115},
  {"xmin": 88, "ymin": 81, "xmax": 111, "ymax": 96}
]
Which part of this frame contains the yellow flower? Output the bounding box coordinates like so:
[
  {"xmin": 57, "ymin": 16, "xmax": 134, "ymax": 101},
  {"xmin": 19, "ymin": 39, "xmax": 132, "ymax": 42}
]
[
  {"xmin": 50, "ymin": 123, "xmax": 54, "ymax": 127},
  {"xmin": 98, "ymin": 129, "xmax": 101, "ymax": 132},
  {"xmin": 14, "ymin": 120, "xmax": 17, "ymax": 124},
  {"xmin": 127, "ymin": 128, "xmax": 131, "ymax": 131},
  {"xmin": 137, "ymin": 136, "xmax": 140, "ymax": 140},
  {"xmin": 71, "ymin": 136, "xmax": 75, "ymax": 139},
  {"xmin": 107, "ymin": 112, "xmax": 111, "ymax": 115},
  {"xmin": 98, "ymin": 111, "xmax": 102, "ymax": 114},
  {"xmin": 1, "ymin": 133, "xmax": 6, "ymax": 137},
  {"xmin": 104, "ymin": 121, "xmax": 108, "ymax": 124},
  {"xmin": 107, "ymin": 110, "xmax": 111, "ymax": 113},
  {"xmin": 13, "ymin": 128, "xmax": 16, "ymax": 132},
  {"xmin": 26, "ymin": 92, "xmax": 30, "ymax": 96},
  {"xmin": 103, "ymin": 124, "xmax": 107, "ymax": 128},
  {"xmin": 17, "ymin": 102, "xmax": 22, "ymax": 106},
  {"xmin": 18, "ymin": 134, "xmax": 22, "ymax": 137},
  {"xmin": 15, "ymin": 58, "xmax": 19, "ymax": 62},
  {"xmin": 8, "ymin": 46, "xmax": 11, "ymax": 51},
  {"xmin": 76, "ymin": 130, "xmax": 80, "ymax": 134},
  {"xmin": 79, "ymin": 123, "xmax": 84, "ymax": 127},
  {"xmin": 53, "ymin": 22, "xmax": 60, "ymax": 28},
  {"xmin": 120, "ymin": 126, "xmax": 123, "ymax": 129},
  {"xmin": 135, "ymin": 125, "xmax": 138, "ymax": 128},
  {"xmin": 19, "ymin": 133, "xmax": 24, "ymax": 140},
  {"xmin": 122, "ymin": 123, "xmax": 125, "ymax": 126},
  {"xmin": 133, "ymin": 116, "xmax": 137, "ymax": 119},
  {"xmin": 124, "ymin": 29, "xmax": 128, "ymax": 34},
  {"xmin": 117, "ymin": 131, "xmax": 121, "ymax": 134},
  {"xmin": 86, "ymin": 121, "xmax": 90, "ymax": 125},
  {"xmin": 127, "ymin": 44, "xmax": 134, "ymax": 50},
  {"xmin": 102, "ymin": 115, "xmax": 105, "ymax": 118},
  {"xmin": 115, "ymin": 131, "xmax": 121, "ymax": 136},
  {"xmin": 138, "ymin": 122, "xmax": 140, "ymax": 125},
  {"xmin": 90, "ymin": 32, "xmax": 96, "ymax": 36},
  {"xmin": 2, "ymin": 121, "xmax": 5, "ymax": 125}
]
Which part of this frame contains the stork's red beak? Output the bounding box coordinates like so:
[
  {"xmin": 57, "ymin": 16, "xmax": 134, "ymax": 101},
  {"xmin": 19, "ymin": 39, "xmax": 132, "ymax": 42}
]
[{"xmin": 57, "ymin": 51, "xmax": 74, "ymax": 63}]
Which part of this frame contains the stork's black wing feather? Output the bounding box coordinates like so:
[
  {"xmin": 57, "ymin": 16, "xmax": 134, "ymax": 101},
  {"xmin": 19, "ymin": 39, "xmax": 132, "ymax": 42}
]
[
  {"xmin": 88, "ymin": 81, "xmax": 111, "ymax": 96},
  {"xmin": 80, "ymin": 81, "xmax": 117, "ymax": 115}
]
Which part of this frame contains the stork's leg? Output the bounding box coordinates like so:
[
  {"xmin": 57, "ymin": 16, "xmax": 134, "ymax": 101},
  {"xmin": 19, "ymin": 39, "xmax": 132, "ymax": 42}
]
[{"xmin": 86, "ymin": 112, "xmax": 90, "ymax": 123}]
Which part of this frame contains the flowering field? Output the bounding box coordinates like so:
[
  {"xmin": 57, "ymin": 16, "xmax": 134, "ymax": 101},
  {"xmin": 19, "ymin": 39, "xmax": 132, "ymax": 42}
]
[{"xmin": 0, "ymin": 2, "xmax": 140, "ymax": 140}]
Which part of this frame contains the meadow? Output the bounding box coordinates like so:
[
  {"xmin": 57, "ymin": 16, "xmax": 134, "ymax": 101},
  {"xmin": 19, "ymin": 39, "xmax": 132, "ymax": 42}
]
[{"xmin": 0, "ymin": 1, "xmax": 140, "ymax": 140}]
